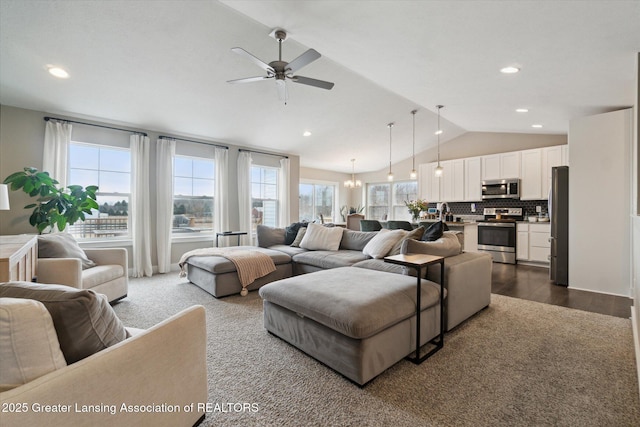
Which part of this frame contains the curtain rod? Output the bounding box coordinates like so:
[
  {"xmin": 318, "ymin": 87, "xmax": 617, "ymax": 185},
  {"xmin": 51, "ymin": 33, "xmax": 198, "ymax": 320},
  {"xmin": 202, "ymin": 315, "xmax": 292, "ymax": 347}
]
[
  {"xmin": 44, "ymin": 117, "xmax": 148, "ymax": 137},
  {"xmin": 239, "ymin": 148, "xmax": 288, "ymax": 159},
  {"xmin": 158, "ymin": 135, "xmax": 228, "ymax": 150}
]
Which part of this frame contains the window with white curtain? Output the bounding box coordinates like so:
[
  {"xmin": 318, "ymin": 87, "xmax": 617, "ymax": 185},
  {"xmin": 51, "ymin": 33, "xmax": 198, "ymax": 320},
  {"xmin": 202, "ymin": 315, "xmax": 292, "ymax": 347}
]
[
  {"xmin": 366, "ymin": 181, "xmax": 418, "ymax": 221},
  {"xmin": 251, "ymin": 165, "xmax": 278, "ymax": 232},
  {"xmin": 172, "ymin": 155, "xmax": 215, "ymax": 235},
  {"xmin": 67, "ymin": 141, "xmax": 131, "ymax": 239},
  {"xmin": 299, "ymin": 183, "xmax": 336, "ymax": 223}
]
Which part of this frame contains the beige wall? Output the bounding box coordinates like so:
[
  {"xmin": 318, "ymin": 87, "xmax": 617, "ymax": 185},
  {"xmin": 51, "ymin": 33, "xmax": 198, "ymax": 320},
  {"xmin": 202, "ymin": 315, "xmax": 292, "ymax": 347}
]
[{"xmin": 0, "ymin": 105, "xmax": 300, "ymax": 269}]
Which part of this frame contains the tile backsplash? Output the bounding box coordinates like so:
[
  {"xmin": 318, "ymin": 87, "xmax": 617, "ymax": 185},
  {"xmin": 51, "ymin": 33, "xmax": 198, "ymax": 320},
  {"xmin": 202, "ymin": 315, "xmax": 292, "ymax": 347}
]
[{"xmin": 429, "ymin": 199, "xmax": 548, "ymax": 218}]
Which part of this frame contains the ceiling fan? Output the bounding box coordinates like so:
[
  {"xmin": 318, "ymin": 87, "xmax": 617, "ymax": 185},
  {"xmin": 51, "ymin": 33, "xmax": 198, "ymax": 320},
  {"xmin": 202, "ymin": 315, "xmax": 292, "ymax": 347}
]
[{"xmin": 227, "ymin": 29, "xmax": 334, "ymax": 103}]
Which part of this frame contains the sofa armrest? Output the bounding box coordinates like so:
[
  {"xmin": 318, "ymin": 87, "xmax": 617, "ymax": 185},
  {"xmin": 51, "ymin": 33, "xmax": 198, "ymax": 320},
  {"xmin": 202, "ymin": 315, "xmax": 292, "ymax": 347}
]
[
  {"xmin": 0, "ymin": 305, "xmax": 208, "ymax": 427},
  {"xmin": 36, "ymin": 258, "xmax": 83, "ymax": 288},
  {"xmin": 84, "ymin": 248, "xmax": 128, "ymax": 270}
]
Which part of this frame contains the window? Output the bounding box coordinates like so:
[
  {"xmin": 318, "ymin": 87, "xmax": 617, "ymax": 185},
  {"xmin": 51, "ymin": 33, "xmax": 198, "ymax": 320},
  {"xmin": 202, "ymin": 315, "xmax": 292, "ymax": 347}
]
[
  {"xmin": 299, "ymin": 183, "xmax": 336, "ymax": 223},
  {"xmin": 366, "ymin": 181, "xmax": 418, "ymax": 221},
  {"xmin": 67, "ymin": 142, "xmax": 131, "ymax": 239},
  {"xmin": 251, "ymin": 165, "xmax": 278, "ymax": 232},
  {"xmin": 173, "ymin": 155, "xmax": 215, "ymax": 234}
]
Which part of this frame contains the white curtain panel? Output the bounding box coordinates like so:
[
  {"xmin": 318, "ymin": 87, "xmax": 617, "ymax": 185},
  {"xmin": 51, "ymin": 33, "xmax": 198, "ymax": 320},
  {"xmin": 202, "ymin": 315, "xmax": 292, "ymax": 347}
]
[
  {"xmin": 130, "ymin": 134, "xmax": 153, "ymax": 277},
  {"xmin": 278, "ymin": 157, "xmax": 290, "ymax": 227},
  {"xmin": 156, "ymin": 138, "xmax": 175, "ymax": 273},
  {"xmin": 214, "ymin": 147, "xmax": 229, "ymax": 237},
  {"xmin": 237, "ymin": 151, "xmax": 253, "ymax": 246},
  {"xmin": 42, "ymin": 120, "xmax": 72, "ymax": 188}
]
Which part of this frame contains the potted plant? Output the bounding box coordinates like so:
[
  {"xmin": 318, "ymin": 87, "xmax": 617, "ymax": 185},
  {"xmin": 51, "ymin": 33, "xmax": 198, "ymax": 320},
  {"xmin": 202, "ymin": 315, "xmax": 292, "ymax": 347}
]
[
  {"xmin": 3, "ymin": 167, "xmax": 99, "ymax": 234},
  {"xmin": 404, "ymin": 199, "xmax": 429, "ymax": 222}
]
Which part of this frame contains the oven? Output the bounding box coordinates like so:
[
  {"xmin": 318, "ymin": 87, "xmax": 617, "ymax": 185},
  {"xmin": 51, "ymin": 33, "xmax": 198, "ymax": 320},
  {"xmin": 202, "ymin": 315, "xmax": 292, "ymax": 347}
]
[{"xmin": 477, "ymin": 208, "xmax": 522, "ymax": 264}]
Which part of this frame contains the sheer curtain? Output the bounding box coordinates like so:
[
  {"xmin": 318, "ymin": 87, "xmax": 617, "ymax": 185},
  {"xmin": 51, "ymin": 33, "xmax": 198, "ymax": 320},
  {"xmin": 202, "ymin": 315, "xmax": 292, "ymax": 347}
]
[
  {"xmin": 237, "ymin": 151, "xmax": 252, "ymax": 245},
  {"xmin": 156, "ymin": 138, "xmax": 175, "ymax": 273},
  {"xmin": 43, "ymin": 120, "xmax": 72, "ymax": 187},
  {"xmin": 214, "ymin": 147, "xmax": 229, "ymax": 236},
  {"xmin": 278, "ymin": 157, "xmax": 290, "ymax": 227},
  {"xmin": 130, "ymin": 134, "xmax": 153, "ymax": 277}
]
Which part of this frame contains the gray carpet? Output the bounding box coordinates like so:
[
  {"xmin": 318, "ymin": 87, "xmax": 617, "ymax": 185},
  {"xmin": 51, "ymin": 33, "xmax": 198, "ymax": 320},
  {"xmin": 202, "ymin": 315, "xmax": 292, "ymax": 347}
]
[{"xmin": 113, "ymin": 273, "xmax": 640, "ymax": 427}]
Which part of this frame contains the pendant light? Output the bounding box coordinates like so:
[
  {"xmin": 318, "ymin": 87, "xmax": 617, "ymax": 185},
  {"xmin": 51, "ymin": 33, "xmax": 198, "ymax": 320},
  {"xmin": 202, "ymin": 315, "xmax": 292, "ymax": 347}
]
[
  {"xmin": 387, "ymin": 122, "xmax": 394, "ymax": 181},
  {"xmin": 410, "ymin": 109, "xmax": 418, "ymax": 179},
  {"xmin": 344, "ymin": 159, "xmax": 362, "ymax": 188},
  {"xmin": 434, "ymin": 105, "xmax": 444, "ymax": 177}
]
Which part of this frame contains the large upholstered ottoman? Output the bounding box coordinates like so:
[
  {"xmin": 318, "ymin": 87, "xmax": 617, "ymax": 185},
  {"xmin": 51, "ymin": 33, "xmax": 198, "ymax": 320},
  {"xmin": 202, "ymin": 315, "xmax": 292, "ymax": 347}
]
[
  {"xmin": 259, "ymin": 267, "xmax": 445, "ymax": 385},
  {"xmin": 185, "ymin": 247, "xmax": 292, "ymax": 298}
]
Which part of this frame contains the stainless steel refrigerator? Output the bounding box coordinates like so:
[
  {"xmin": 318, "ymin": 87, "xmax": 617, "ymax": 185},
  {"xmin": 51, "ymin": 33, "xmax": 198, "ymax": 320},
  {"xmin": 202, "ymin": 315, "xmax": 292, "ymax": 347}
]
[{"xmin": 549, "ymin": 166, "xmax": 569, "ymax": 285}]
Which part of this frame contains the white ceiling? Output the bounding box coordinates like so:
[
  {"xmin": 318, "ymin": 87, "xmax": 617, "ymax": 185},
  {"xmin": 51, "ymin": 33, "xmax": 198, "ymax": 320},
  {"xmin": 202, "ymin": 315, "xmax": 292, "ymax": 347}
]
[{"xmin": 1, "ymin": 1, "xmax": 638, "ymax": 173}]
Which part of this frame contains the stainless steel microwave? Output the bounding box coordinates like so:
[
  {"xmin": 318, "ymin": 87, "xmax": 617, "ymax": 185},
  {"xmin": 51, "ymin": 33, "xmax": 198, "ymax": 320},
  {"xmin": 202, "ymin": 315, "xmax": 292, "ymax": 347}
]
[{"xmin": 481, "ymin": 179, "xmax": 520, "ymax": 199}]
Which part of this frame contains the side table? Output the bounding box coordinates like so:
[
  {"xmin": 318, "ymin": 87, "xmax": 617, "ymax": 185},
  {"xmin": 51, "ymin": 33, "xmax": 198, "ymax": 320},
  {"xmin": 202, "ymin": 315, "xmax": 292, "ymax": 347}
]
[
  {"xmin": 215, "ymin": 231, "xmax": 247, "ymax": 247},
  {"xmin": 384, "ymin": 253, "xmax": 445, "ymax": 364}
]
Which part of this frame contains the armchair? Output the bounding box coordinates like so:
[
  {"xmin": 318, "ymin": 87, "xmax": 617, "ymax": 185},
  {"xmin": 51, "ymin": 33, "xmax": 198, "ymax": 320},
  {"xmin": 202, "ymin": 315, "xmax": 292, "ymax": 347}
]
[{"xmin": 37, "ymin": 248, "xmax": 128, "ymax": 303}]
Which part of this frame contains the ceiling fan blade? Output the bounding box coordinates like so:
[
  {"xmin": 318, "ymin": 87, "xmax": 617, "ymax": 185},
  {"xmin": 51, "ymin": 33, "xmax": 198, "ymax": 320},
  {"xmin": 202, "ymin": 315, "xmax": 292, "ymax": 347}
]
[
  {"xmin": 291, "ymin": 75, "xmax": 335, "ymax": 90},
  {"xmin": 286, "ymin": 49, "xmax": 321, "ymax": 74},
  {"xmin": 227, "ymin": 76, "xmax": 272, "ymax": 84},
  {"xmin": 230, "ymin": 47, "xmax": 275, "ymax": 74},
  {"xmin": 276, "ymin": 79, "xmax": 288, "ymax": 103}
]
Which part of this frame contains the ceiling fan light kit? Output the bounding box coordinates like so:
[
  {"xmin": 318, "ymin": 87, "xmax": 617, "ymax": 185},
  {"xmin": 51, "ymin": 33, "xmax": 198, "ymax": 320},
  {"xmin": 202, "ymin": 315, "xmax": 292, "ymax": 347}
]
[{"xmin": 228, "ymin": 28, "xmax": 334, "ymax": 104}]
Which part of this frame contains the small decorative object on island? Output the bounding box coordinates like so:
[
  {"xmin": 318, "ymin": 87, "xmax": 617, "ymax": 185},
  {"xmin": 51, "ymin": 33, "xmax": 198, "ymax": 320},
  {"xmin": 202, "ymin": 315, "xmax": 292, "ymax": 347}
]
[
  {"xmin": 405, "ymin": 199, "xmax": 429, "ymax": 222},
  {"xmin": 3, "ymin": 167, "xmax": 99, "ymax": 234}
]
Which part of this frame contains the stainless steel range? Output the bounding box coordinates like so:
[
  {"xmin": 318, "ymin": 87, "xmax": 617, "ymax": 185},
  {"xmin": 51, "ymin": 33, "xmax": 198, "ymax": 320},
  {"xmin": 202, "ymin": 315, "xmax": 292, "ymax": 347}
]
[{"xmin": 477, "ymin": 207, "xmax": 523, "ymax": 264}]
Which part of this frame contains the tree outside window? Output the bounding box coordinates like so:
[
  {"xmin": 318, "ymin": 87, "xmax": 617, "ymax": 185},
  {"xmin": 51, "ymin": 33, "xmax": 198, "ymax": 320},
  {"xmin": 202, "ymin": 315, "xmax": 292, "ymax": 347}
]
[{"xmin": 173, "ymin": 156, "xmax": 215, "ymax": 234}]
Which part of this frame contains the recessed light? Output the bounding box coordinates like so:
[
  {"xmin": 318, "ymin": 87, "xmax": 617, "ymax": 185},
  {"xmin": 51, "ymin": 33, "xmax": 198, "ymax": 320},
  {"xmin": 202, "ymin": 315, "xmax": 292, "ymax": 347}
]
[
  {"xmin": 47, "ymin": 66, "xmax": 69, "ymax": 79},
  {"xmin": 531, "ymin": 124, "xmax": 543, "ymax": 128},
  {"xmin": 516, "ymin": 108, "xmax": 529, "ymax": 113},
  {"xmin": 303, "ymin": 131, "xmax": 312, "ymax": 137},
  {"xmin": 500, "ymin": 66, "xmax": 520, "ymax": 74}
]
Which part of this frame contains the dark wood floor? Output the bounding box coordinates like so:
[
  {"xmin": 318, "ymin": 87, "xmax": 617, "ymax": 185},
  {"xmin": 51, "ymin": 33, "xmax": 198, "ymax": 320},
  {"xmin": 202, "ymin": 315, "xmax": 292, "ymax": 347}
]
[{"xmin": 491, "ymin": 263, "xmax": 632, "ymax": 318}]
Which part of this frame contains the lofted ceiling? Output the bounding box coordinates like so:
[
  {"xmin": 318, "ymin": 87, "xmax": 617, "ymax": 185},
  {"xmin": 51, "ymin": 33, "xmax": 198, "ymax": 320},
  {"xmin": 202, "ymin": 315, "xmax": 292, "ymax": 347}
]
[{"xmin": 1, "ymin": 1, "xmax": 638, "ymax": 174}]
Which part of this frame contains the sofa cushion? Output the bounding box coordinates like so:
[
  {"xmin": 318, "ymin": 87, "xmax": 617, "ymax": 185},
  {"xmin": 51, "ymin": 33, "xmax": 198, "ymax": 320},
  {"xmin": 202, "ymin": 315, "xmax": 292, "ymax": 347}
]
[
  {"xmin": 402, "ymin": 232, "xmax": 462, "ymax": 258},
  {"xmin": 186, "ymin": 247, "xmax": 291, "ymax": 274},
  {"xmin": 352, "ymin": 259, "xmax": 410, "ymax": 275},
  {"xmin": 388, "ymin": 226, "xmax": 425, "ymax": 256},
  {"xmin": 362, "ymin": 228, "xmax": 406, "ymax": 259},
  {"xmin": 300, "ymin": 223, "xmax": 344, "ymax": 251},
  {"xmin": 0, "ymin": 298, "xmax": 67, "ymax": 391},
  {"xmin": 0, "ymin": 281, "xmax": 127, "ymax": 364},
  {"xmin": 81, "ymin": 264, "xmax": 125, "ymax": 289},
  {"xmin": 284, "ymin": 222, "xmax": 309, "ymax": 245},
  {"xmin": 339, "ymin": 229, "xmax": 378, "ymax": 251},
  {"xmin": 256, "ymin": 225, "xmax": 286, "ymax": 248},
  {"xmin": 290, "ymin": 227, "xmax": 307, "ymax": 247},
  {"xmin": 38, "ymin": 232, "xmax": 96, "ymax": 270},
  {"xmin": 267, "ymin": 244, "xmax": 307, "ymax": 257},
  {"xmin": 292, "ymin": 250, "xmax": 368, "ymax": 270}
]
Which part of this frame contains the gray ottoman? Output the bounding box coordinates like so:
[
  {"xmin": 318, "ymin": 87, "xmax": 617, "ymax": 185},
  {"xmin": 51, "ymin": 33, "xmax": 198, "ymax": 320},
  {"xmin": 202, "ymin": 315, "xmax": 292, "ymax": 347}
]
[
  {"xmin": 185, "ymin": 247, "xmax": 292, "ymax": 298},
  {"xmin": 259, "ymin": 267, "xmax": 444, "ymax": 385}
]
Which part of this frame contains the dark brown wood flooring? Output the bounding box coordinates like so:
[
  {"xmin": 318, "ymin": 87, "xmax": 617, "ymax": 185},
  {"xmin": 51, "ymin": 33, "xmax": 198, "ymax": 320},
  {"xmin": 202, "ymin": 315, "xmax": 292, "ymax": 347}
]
[{"xmin": 491, "ymin": 263, "xmax": 632, "ymax": 318}]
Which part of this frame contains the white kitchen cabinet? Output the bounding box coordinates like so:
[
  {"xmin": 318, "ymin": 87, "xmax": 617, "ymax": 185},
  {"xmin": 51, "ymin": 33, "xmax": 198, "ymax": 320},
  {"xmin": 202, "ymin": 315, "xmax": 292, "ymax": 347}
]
[
  {"xmin": 464, "ymin": 156, "xmax": 482, "ymax": 201},
  {"xmin": 562, "ymin": 144, "xmax": 569, "ymax": 165},
  {"xmin": 463, "ymin": 223, "xmax": 478, "ymax": 252},
  {"xmin": 516, "ymin": 223, "xmax": 529, "ymax": 260},
  {"xmin": 482, "ymin": 151, "xmax": 521, "ymax": 180},
  {"xmin": 441, "ymin": 159, "xmax": 465, "ymax": 202},
  {"xmin": 418, "ymin": 162, "xmax": 441, "ymax": 202},
  {"xmin": 520, "ymin": 149, "xmax": 543, "ymax": 200},
  {"xmin": 542, "ymin": 145, "xmax": 564, "ymax": 198}
]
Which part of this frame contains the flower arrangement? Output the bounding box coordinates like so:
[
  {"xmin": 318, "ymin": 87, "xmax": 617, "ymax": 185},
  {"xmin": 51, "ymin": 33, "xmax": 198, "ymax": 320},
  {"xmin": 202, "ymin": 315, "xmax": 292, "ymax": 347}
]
[{"xmin": 404, "ymin": 199, "xmax": 429, "ymax": 221}]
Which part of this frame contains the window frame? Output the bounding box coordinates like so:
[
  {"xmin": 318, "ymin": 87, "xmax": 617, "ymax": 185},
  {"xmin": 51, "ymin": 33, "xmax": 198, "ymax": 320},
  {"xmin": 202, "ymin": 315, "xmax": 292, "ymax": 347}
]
[
  {"xmin": 250, "ymin": 165, "xmax": 280, "ymax": 233},
  {"xmin": 366, "ymin": 180, "xmax": 418, "ymax": 221},
  {"xmin": 171, "ymin": 154, "xmax": 216, "ymax": 237},
  {"xmin": 299, "ymin": 180, "xmax": 338, "ymax": 223}
]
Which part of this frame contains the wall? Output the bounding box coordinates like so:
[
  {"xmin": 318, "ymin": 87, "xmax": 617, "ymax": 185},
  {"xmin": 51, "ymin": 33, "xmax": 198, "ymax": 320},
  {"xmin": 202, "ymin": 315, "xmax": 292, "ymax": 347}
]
[
  {"xmin": 0, "ymin": 105, "xmax": 300, "ymax": 269},
  {"xmin": 569, "ymin": 108, "xmax": 632, "ymax": 296},
  {"xmin": 356, "ymin": 131, "xmax": 567, "ymax": 184}
]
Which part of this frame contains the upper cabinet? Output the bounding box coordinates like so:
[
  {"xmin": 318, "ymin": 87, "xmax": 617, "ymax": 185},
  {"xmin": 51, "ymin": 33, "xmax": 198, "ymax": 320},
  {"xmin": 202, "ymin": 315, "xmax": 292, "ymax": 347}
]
[
  {"xmin": 464, "ymin": 156, "xmax": 482, "ymax": 201},
  {"xmin": 419, "ymin": 162, "xmax": 441, "ymax": 202},
  {"xmin": 481, "ymin": 152, "xmax": 521, "ymax": 180},
  {"xmin": 520, "ymin": 149, "xmax": 543, "ymax": 200},
  {"xmin": 441, "ymin": 159, "xmax": 465, "ymax": 202},
  {"xmin": 542, "ymin": 145, "xmax": 568, "ymax": 198}
]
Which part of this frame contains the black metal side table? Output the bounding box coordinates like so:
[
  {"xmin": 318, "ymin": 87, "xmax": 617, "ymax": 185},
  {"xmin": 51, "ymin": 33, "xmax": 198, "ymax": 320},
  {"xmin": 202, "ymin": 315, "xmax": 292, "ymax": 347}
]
[
  {"xmin": 384, "ymin": 253, "xmax": 445, "ymax": 364},
  {"xmin": 215, "ymin": 231, "xmax": 247, "ymax": 247}
]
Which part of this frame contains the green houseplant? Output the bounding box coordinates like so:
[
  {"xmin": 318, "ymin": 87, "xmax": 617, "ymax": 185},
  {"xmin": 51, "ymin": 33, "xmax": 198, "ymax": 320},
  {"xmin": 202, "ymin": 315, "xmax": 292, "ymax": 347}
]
[{"xmin": 3, "ymin": 167, "xmax": 99, "ymax": 234}]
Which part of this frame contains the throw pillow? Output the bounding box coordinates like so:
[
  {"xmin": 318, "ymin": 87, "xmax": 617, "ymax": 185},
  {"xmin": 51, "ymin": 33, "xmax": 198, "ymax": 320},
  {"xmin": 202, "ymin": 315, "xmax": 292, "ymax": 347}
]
[
  {"xmin": 290, "ymin": 227, "xmax": 307, "ymax": 247},
  {"xmin": 421, "ymin": 221, "xmax": 450, "ymax": 242},
  {"xmin": 299, "ymin": 223, "xmax": 344, "ymax": 251},
  {"xmin": 0, "ymin": 281, "xmax": 127, "ymax": 364},
  {"xmin": 256, "ymin": 225, "xmax": 285, "ymax": 248},
  {"xmin": 0, "ymin": 298, "xmax": 67, "ymax": 391},
  {"xmin": 388, "ymin": 226, "xmax": 426, "ymax": 256},
  {"xmin": 38, "ymin": 233, "xmax": 96, "ymax": 270},
  {"xmin": 362, "ymin": 229, "xmax": 406, "ymax": 259},
  {"xmin": 284, "ymin": 222, "xmax": 309, "ymax": 245}
]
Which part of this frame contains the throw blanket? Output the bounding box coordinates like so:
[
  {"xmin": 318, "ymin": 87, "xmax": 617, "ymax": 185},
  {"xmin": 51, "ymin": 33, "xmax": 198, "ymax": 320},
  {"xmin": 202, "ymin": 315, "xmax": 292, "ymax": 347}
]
[{"xmin": 178, "ymin": 248, "xmax": 276, "ymax": 296}]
